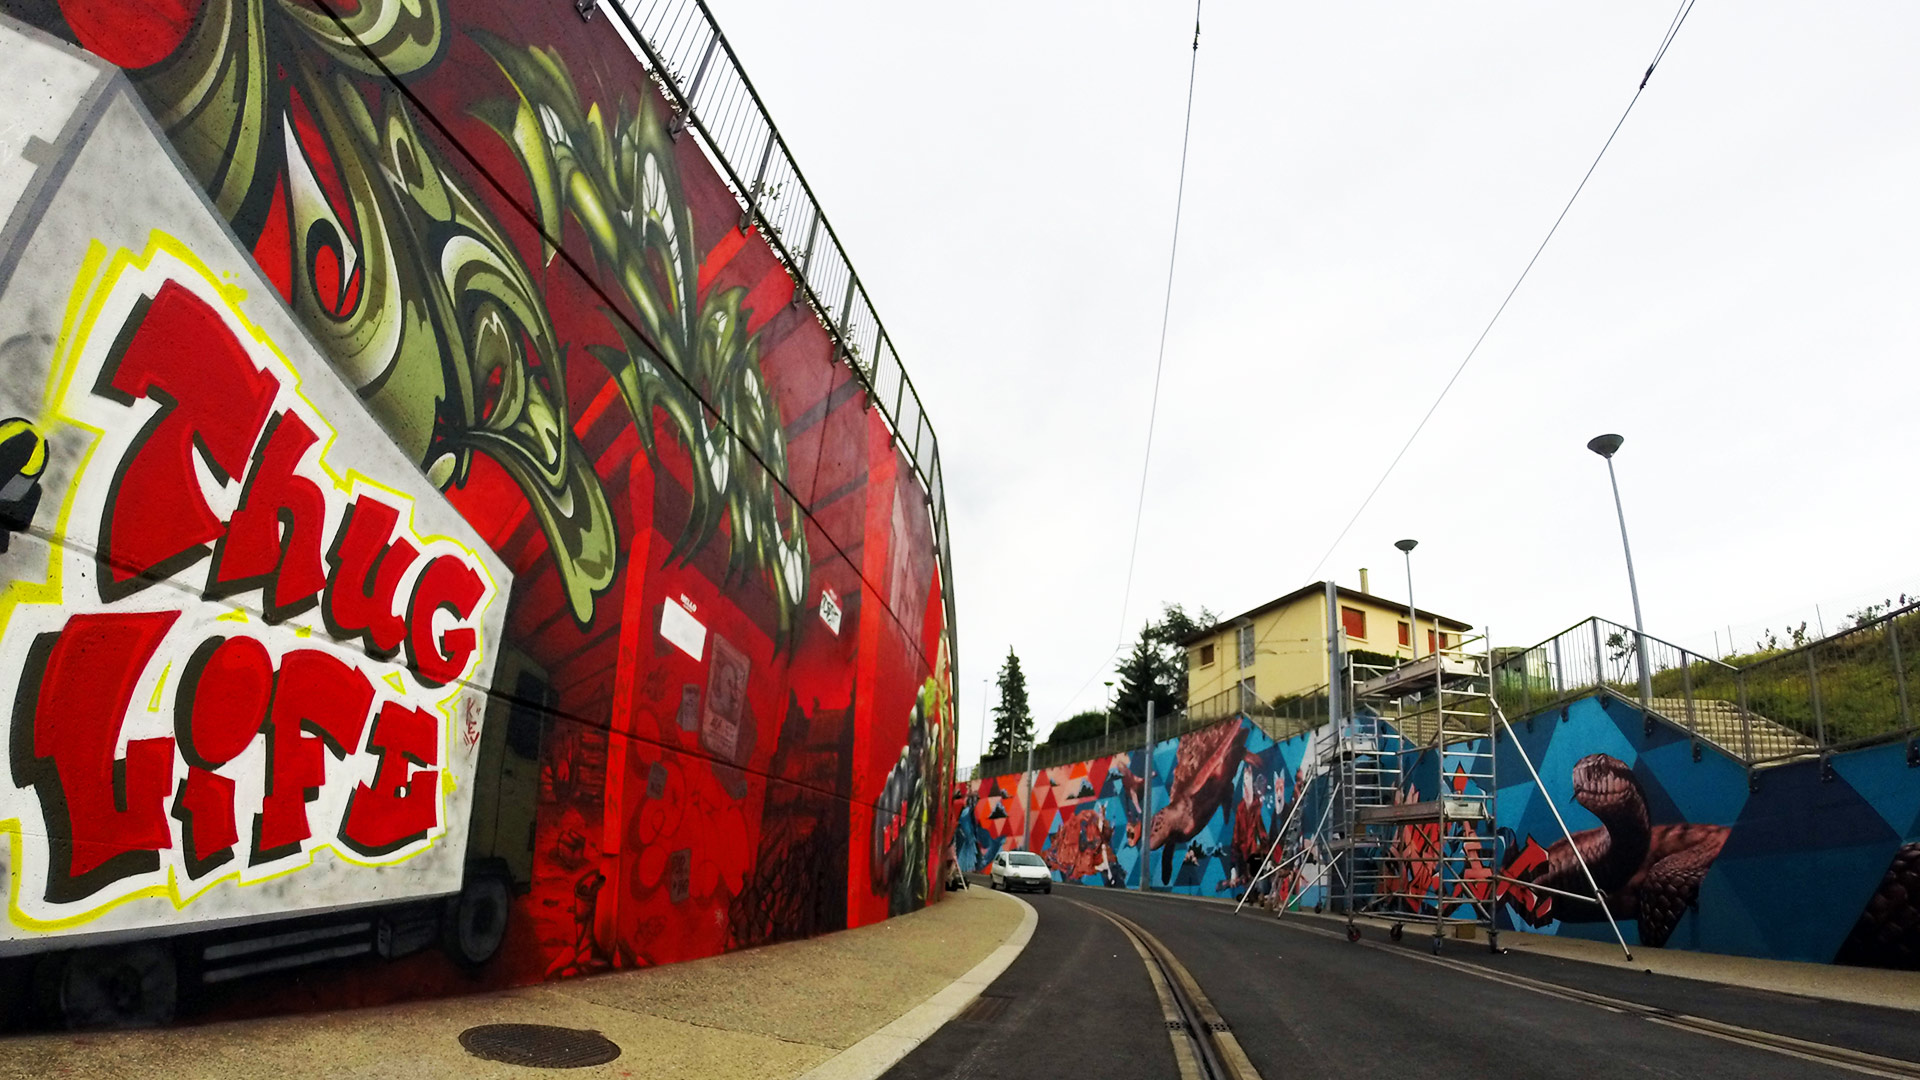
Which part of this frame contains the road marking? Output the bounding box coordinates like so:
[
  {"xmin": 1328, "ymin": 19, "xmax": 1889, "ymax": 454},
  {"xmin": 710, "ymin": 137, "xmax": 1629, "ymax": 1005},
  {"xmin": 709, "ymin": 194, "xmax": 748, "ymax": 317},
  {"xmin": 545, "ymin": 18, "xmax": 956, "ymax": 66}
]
[{"xmin": 1273, "ymin": 917, "xmax": 1920, "ymax": 1079}]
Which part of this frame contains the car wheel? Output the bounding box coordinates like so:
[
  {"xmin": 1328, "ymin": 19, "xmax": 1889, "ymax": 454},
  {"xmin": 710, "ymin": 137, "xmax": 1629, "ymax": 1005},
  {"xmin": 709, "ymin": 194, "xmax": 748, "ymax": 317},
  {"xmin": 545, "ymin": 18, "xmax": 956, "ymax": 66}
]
[{"xmin": 1043, "ymin": 884, "xmax": 1052, "ymax": 894}]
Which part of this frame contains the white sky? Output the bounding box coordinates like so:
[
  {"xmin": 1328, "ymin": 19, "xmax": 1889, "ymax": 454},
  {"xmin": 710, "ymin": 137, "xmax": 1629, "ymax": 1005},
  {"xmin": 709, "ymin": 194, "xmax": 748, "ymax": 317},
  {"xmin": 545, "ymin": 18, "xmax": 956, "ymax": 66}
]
[{"xmin": 710, "ymin": 1, "xmax": 1920, "ymax": 760}]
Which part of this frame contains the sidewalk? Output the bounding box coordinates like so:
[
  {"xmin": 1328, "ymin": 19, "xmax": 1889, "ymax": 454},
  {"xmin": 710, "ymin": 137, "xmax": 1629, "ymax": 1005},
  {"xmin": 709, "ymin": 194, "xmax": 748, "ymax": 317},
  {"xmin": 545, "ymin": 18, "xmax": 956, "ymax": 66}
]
[{"xmin": 4, "ymin": 886, "xmax": 1032, "ymax": 1080}]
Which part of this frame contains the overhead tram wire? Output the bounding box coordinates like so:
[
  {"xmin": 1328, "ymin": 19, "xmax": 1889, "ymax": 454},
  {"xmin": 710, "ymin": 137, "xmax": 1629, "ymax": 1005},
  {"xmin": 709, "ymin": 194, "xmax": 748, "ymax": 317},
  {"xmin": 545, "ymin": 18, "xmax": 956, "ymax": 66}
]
[
  {"xmin": 1040, "ymin": 3, "xmax": 1205, "ymax": 738},
  {"xmin": 1299, "ymin": 0, "xmax": 1700, "ymax": 585},
  {"xmin": 1115, "ymin": 0, "xmax": 1203, "ymax": 648}
]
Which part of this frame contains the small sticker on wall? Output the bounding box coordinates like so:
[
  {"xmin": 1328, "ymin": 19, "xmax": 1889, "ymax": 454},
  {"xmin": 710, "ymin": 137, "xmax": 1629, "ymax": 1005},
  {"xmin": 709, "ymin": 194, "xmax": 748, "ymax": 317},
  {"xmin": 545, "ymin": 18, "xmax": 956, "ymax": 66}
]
[
  {"xmin": 675, "ymin": 684, "xmax": 701, "ymax": 732},
  {"xmin": 703, "ymin": 633, "xmax": 749, "ymax": 761},
  {"xmin": 660, "ymin": 597, "xmax": 706, "ymax": 661},
  {"xmin": 818, "ymin": 587, "xmax": 843, "ymax": 635}
]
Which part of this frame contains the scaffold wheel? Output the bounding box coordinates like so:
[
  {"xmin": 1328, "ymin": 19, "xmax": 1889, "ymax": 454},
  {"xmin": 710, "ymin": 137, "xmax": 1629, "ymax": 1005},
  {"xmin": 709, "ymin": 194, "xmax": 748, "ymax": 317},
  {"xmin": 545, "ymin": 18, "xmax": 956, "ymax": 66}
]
[
  {"xmin": 1430, "ymin": 936, "xmax": 1444, "ymax": 955},
  {"xmin": 1389, "ymin": 923, "xmax": 1404, "ymax": 942},
  {"xmin": 1345, "ymin": 925, "xmax": 1361, "ymax": 943}
]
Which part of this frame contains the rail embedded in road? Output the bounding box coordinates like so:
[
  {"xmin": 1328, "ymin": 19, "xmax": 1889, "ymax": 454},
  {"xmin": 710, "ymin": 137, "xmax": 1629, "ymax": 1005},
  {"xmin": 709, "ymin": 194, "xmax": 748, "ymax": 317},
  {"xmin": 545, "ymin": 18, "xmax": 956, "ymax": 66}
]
[{"xmin": 1064, "ymin": 898, "xmax": 1263, "ymax": 1080}]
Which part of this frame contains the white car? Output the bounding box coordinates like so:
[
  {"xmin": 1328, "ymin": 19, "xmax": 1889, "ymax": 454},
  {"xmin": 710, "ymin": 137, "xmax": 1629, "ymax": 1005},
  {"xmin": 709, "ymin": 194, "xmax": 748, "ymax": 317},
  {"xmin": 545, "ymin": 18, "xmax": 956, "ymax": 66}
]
[{"xmin": 990, "ymin": 850, "xmax": 1053, "ymax": 894}]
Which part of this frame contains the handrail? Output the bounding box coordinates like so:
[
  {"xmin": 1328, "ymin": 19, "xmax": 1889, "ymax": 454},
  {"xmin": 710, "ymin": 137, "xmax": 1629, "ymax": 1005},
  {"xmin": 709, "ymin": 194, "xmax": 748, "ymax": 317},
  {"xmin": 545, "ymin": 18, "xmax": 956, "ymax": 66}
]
[{"xmin": 593, "ymin": 0, "xmax": 957, "ymax": 687}]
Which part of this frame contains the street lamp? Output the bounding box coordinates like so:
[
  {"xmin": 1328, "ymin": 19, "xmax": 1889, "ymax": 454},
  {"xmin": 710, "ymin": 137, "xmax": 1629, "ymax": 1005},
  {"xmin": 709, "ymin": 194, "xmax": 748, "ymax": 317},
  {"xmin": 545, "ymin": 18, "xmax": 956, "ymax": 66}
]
[
  {"xmin": 1395, "ymin": 539, "xmax": 1419, "ymax": 660},
  {"xmin": 976, "ymin": 677, "xmax": 989, "ymax": 774},
  {"xmin": 1587, "ymin": 434, "xmax": 1653, "ymax": 714}
]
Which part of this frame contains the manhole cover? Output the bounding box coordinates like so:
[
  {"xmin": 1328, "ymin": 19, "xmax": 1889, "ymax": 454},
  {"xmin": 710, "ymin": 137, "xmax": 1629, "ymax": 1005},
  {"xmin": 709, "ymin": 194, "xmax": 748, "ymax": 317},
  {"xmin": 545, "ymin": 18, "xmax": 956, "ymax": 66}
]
[{"xmin": 458, "ymin": 1024, "xmax": 622, "ymax": 1068}]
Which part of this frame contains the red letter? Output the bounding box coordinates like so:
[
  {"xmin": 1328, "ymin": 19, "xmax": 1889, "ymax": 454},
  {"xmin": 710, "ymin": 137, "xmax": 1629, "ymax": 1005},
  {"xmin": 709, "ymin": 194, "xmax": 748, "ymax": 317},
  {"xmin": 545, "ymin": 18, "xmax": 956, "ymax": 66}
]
[
  {"xmin": 255, "ymin": 650, "xmax": 372, "ymax": 857},
  {"xmin": 171, "ymin": 636, "xmax": 274, "ymax": 873},
  {"xmin": 98, "ymin": 281, "xmax": 277, "ymax": 599},
  {"xmin": 324, "ymin": 495, "xmax": 418, "ymax": 658},
  {"xmin": 210, "ymin": 412, "xmax": 329, "ymax": 620},
  {"xmin": 12, "ymin": 611, "xmax": 178, "ymax": 899},
  {"xmin": 405, "ymin": 554, "xmax": 484, "ymax": 687},
  {"xmin": 341, "ymin": 701, "xmax": 439, "ymax": 854}
]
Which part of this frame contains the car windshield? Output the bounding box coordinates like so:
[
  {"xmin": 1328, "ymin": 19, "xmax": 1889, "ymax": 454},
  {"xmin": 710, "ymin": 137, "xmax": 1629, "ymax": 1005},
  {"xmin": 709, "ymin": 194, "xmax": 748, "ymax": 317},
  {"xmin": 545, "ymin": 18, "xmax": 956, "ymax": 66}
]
[{"xmin": 1007, "ymin": 853, "xmax": 1045, "ymax": 867}]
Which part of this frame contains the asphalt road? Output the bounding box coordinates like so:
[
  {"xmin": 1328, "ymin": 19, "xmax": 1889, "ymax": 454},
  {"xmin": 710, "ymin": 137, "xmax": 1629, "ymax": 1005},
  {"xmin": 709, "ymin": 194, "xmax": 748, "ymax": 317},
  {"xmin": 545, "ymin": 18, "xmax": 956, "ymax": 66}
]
[{"xmin": 885, "ymin": 882, "xmax": 1920, "ymax": 1080}]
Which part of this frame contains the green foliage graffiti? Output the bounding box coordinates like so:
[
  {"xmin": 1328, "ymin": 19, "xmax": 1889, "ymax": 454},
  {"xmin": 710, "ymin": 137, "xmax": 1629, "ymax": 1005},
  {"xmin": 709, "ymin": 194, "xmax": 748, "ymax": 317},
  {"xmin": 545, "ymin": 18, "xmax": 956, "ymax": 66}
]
[
  {"xmin": 113, "ymin": 0, "xmax": 808, "ymax": 637},
  {"xmin": 473, "ymin": 36, "xmax": 810, "ymax": 647}
]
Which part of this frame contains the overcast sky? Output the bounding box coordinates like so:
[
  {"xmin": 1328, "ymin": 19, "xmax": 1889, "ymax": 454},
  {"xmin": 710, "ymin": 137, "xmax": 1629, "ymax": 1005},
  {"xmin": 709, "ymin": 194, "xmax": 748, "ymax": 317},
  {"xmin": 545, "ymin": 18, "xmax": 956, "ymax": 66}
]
[{"xmin": 709, "ymin": 1, "xmax": 1920, "ymax": 759}]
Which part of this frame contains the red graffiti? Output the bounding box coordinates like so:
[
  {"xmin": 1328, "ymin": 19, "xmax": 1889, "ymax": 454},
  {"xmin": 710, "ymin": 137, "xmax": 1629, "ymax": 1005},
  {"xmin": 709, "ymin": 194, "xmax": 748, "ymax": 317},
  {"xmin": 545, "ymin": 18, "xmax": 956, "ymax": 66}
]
[{"xmin": 5, "ymin": 276, "xmax": 490, "ymax": 906}]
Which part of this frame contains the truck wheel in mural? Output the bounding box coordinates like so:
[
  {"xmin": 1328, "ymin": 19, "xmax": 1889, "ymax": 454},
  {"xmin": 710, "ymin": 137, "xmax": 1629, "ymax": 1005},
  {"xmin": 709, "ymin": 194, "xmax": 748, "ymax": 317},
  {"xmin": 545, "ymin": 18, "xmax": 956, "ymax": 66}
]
[
  {"xmin": 442, "ymin": 871, "xmax": 514, "ymax": 969},
  {"xmin": 1502, "ymin": 754, "xmax": 1729, "ymax": 946},
  {"xmin": 1836, "ymin": 841, "xmax": 1920, "ymax": 969},
  {"xmin": 34, "ymin": 942, "xmax": 178, "ymax": 1030}
]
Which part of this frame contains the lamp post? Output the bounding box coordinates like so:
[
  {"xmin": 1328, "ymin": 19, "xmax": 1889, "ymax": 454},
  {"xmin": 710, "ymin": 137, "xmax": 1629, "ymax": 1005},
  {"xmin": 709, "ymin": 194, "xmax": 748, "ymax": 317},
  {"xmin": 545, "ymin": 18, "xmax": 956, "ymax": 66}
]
[
  {"xmin": 1395, "ymin": 539, "xmax": 1419, "ymax": 660},
  {"xmin": 1587, "ymin": 433, "xmax": 1653, "ymax": 715},
  {"xmin": 1103, "ymin": 680, "xmax": 1115, "ymax": 742},
  {"xmin": 976, "ymin": 677, "xmax": 989, "ymax": 777}
]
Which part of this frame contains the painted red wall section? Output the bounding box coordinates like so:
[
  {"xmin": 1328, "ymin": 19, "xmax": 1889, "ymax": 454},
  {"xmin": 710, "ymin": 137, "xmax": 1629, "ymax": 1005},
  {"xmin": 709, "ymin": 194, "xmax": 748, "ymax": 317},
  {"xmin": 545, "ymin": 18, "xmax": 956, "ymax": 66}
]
[{"xmin": 0, "ymin": 0, "xmax": 955, "ymax": 1024}]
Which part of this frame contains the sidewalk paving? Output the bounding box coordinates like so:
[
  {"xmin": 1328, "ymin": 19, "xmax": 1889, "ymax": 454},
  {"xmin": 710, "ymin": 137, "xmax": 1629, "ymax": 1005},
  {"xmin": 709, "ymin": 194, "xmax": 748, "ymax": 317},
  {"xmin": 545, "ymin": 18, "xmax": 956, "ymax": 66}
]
[{"xmin": 3, "ymin": 885, "xmax": 1030, "ymax": 1080}]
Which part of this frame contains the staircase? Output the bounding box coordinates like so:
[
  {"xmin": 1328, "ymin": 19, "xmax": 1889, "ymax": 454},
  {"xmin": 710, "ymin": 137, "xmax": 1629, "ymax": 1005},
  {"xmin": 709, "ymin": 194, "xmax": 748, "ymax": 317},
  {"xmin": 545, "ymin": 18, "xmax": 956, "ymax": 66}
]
[{"xmin": 1645, "ymin": 696, "xmax": 1817, "ymax": 762}]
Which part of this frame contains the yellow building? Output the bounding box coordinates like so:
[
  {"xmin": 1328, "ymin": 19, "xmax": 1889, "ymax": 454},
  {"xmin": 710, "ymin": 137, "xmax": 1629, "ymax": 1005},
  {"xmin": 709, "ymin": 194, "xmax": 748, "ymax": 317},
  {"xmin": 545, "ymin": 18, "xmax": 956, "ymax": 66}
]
[{"xmin": 1181, "ymin": 578, "xmax": 1473, "ymax": 712}]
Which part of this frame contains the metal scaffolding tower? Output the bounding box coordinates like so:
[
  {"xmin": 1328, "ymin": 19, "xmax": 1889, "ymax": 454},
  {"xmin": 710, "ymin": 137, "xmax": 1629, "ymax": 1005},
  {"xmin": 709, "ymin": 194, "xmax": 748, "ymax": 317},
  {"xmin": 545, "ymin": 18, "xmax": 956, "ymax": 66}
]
[{"xmin": 1237, "ymin": 632, "xmax": 1632, "ymax": 959}]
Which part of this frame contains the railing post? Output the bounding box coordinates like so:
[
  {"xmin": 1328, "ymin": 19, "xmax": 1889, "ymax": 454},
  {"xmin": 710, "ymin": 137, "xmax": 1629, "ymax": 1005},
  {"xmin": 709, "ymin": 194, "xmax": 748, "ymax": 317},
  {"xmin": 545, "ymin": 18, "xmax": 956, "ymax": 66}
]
[
  {"xmin": 1737, "ymin": 669, "xmax": 1754, "ymax": 763},
  {"xmin": 671, "ymin": 35, "xmax": 723, "ymax": 138},
  {"xmin": 1591, "ymin": 620, "xmax": 1604, "ymax": 692},
  {"xmin": 1682, "ymin": 655, "xmax": 1699, "ymax": 760},
  {"xmin": 1808, "ymin": 650, "xmax": 1827, "ymax": 747},
  {"xmin": 1889, "ymin": 617, "xmax": 1913, "ymax": 741},
  {"xmin": 1553, "ymin": 637, "xmax": 1565, "ymax": 695}
]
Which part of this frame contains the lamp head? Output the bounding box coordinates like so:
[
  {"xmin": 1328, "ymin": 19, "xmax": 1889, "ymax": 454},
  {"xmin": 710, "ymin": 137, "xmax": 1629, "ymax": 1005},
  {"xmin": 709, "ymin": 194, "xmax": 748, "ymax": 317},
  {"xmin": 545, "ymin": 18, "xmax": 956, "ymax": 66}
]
[
  {"xmin": 1394, "ymin": 538, "xmax": 1418, "ymax": 554},
  {"xmin": 1587, "ymin": 433, "xmax": 1625, "ymax": 459}
]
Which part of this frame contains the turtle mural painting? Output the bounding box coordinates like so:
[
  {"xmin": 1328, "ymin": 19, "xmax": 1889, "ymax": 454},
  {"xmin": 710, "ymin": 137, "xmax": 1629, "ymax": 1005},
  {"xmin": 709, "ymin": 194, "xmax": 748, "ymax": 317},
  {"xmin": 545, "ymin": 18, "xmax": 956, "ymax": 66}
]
[{"xmin": 0, "ymin": 0, "xmax": 953, "ymax": 1031}]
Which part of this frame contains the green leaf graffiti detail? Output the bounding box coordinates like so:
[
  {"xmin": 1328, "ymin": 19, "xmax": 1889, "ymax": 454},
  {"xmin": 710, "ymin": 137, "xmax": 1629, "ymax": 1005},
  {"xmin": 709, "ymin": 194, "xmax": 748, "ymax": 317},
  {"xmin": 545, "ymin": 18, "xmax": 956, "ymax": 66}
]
[
  {"xmin": 473, "ymin": 35, "xmax": 811, "ymax": 649},
  {"xmin": 124, "ymin": 0, "xmax": 620, "ymax": 624}
]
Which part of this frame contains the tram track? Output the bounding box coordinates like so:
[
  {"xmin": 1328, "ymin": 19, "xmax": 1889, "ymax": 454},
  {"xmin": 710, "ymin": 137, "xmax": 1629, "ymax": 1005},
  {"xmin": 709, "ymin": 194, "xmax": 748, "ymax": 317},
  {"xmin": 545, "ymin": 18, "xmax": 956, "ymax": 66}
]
[{"xmin": 1063, "ymin": 898, "xmax": 1263, "ymax": 1080}]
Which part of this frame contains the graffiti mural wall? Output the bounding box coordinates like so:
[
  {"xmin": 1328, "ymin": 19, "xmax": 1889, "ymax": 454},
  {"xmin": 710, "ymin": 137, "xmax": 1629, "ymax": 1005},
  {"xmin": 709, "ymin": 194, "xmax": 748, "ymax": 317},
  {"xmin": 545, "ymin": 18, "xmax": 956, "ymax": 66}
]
[
  {"xmin": 956, "ymin": 717, "xmax": 1330, "ymax": 908},
  {"xmin": 960, "ymin": 695, "xmax": 1920, "ymax": 972},
  {"xmin": 0, "ymin": 1, "xmax": 952, "ymax": 1029}
]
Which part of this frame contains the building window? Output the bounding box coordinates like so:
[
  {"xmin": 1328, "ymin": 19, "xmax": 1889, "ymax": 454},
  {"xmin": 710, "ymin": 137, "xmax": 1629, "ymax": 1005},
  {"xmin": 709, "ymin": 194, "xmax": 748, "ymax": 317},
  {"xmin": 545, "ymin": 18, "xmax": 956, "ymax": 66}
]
[
  {"xmin": 1238, "ymin": 676, "xmax": 1256, "ymax": 707},
  {"xmin": 1198, "ymin": 643, "xmax": 1215, "ymax": 667},
  {"xmin": 1237, "ymin": 625, "xmax": 1255, "ymax": 669},
  {"xmin": 1427, "ymin": 629, "xmax": 1454, "ymax": 652},
  {"xmin": 1341, "ymin": 606, "xmax": 1366, "ymax": 641},
  {"xmin": 1398, "ymin": 621, "xmax": 1411, "ymax": 647}
]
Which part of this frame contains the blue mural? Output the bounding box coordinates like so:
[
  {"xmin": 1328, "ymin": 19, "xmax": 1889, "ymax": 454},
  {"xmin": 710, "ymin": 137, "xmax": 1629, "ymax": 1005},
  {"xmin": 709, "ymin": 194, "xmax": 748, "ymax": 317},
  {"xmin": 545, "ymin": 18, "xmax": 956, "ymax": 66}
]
[{"xmin": 956, "ymin": 692, "xmax": 1920, "ymax": 969}]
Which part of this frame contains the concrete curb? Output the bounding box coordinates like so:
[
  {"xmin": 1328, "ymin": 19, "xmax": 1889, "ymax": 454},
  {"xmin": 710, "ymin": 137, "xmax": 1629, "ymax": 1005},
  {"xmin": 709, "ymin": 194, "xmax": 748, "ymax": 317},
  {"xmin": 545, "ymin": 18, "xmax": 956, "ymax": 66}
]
[{"xmin": 793, "ymin": 888, "xmax": 1038, "ymax": 1080}]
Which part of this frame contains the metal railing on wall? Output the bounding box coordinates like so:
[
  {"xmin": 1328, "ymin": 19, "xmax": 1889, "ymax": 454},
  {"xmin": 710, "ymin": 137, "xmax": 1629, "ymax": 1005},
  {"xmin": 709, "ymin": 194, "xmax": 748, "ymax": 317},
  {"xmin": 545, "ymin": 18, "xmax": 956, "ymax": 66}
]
[
  {"xmin": 1491, "ymin": 606, "xmax": 1920, "ymax": 766},
  {"xmin": 589, "ymin": 0, "xmax": 956, "ymax": 687}
]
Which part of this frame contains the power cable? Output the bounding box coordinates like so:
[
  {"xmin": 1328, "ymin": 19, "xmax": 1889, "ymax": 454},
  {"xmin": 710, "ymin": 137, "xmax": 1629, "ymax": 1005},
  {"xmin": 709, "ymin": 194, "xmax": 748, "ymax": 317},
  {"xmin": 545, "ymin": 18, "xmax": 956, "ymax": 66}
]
[
  {"xmin": 1300, "ymin": 0, "xmax": 1700, "ymax": 585},
  {"xmin": 1115, "ymin": 0, "xmax": 1204, "ymax": 648},
  {"xmin": 1028, "ymin": 2, "xmax": 1204, "ymax": 740}
]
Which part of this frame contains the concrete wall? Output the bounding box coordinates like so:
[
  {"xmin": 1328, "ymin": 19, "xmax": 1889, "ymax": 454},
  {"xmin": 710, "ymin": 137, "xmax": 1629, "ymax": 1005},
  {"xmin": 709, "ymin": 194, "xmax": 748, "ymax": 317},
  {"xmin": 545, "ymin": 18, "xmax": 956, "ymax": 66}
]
[{"xmin": 0, "ymin": 2, "xmax": 952, "ymax": 1030}]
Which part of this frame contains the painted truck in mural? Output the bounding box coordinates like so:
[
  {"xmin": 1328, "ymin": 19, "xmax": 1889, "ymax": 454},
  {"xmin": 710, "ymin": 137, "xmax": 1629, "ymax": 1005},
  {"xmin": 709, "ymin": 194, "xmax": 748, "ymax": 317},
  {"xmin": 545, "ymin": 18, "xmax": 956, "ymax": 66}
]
[{"xmin": 0, "ymin": 0, "xmax": 953, "ymax": 1030}]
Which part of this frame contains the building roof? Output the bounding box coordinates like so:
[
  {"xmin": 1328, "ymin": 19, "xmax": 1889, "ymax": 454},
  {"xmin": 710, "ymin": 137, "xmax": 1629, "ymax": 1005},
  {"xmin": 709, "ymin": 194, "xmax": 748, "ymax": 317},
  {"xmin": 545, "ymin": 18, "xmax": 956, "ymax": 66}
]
[{"xmin": 1177, "ymin": 581, "xmax": 1473, "ymax": 646}]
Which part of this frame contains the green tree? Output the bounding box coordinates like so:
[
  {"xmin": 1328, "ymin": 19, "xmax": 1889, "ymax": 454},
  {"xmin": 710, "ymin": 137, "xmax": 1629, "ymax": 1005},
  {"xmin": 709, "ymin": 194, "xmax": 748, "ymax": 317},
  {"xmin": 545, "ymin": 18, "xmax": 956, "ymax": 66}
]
[
  {"xmin": 1112, "ymin": 603, "xmax": 1217, "ymax": 725},
  {"xmin": 1043, "ymin": 710, "xmax": 1112, "ymax": 748},
  {"xmin": 987, "ymin": 648, "xmax": 1033, "ymax": 760}
]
